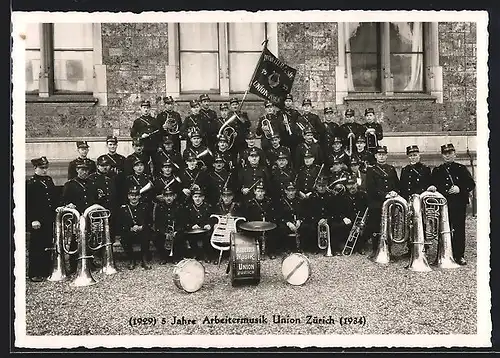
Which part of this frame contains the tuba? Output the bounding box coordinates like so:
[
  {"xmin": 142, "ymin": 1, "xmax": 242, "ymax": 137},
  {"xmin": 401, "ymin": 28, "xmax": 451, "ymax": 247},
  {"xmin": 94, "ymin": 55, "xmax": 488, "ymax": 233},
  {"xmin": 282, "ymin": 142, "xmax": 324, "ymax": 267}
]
[
  {"xmin": 372, "ymin": 192, "xmax": 410, "ymax": 264},
  {"xmin": 365, "ymin": 127, "xmax": 378, "ymax": 152},
  {"xmin": 407, "ymin": 194, "xmax": 432, "ymax": 272},
  {"xmin": 261, "ymin": 117, "xmax": 275, "ymax": 140},
  {"xmin": 46, "ymin": 206, "xmax": 81, "ymax": 282},
  {"xmin": 317, "ymin": 220, "xmax": 332, "ymax": 257},
  {"xmin": 218, "ymin": 113, "xmax": 239, "ymax": 150},
  {"xmin": 419, "ymin": 186, "xmax": 460, "ymax": 269},
  {"xmin": 164, "ymin": 112, "xmax": 179, "ymax": 135}
]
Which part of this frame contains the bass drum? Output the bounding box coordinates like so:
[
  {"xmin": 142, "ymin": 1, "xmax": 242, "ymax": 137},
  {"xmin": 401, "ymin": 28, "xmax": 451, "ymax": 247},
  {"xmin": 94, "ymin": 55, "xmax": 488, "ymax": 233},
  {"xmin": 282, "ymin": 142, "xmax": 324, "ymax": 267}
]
[
  {"xmin": 281, "ymin": 253, "xmax": 312, "ymax": 286},
  {"xmin": 173, "ymin": 259, "xmax": 205, "ymax": 293},
  {"xmin": 229, "ymin": 232, "xmax": 261, "ymax": 287}
]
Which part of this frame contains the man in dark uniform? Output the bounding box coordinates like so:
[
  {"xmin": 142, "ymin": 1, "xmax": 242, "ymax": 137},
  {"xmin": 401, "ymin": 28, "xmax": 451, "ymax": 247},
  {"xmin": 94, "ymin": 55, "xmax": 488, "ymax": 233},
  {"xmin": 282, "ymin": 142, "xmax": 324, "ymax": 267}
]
[
  {"xmin": 207, "ymin": 153, "xmax": 234, "ymax": 207},
  {"xmin": 431, "ymin": 143, "xmax": 475, "ymax": 265},
  {"xmin": 299, "ymin": 99, "xmax": 324, "ymax": 142},
  {"xmin": 319, "ymin": 107, "xmax": 340, "ymax": 158},
  {"xmin": 181, "ymin": 99, "xmax": 209, "ymax": 145},
  {"xmin": 342, "ymin": 174, "xmax": 369, "ymax": 254},
  {"xmin": 327, "ymin": 157, "xmax": 350, "ymax": 196},
  {"xmin": 237, "ymin": 147, "xmax": 270, "ymax": 201},
  {"xmin": 276, "ymin": 181, "xmax": 306, "ymax": 253},
  {"xmin": 276, "ymin": 94, "xmax": 302, "ymax": 158},
  {"xmin": 327, "ymin": 135, "xmax": 350, "ymax": 171},
  {"xmin": 213, "ymin": 134, "xmax": 237, "ymax": 172},
  {"xmin": 239, "ymin": 132, "xmax": 266, "ymax": 169},
  {"xmin": 156, "ymin": 96, "xmax": 182, "ymax": 154},
  {"xmin": 124, "ymin": 157, "xmax": 154, "ymax": 204},
  {"xmin": 184, "ymin": 185, "xmax": 214, "ymax": 263},
  {"xmin": 26, "ymin": 156, "xmax": 57, "ymax": 282},
  {"xmin": 199, "ymin": 94, "xmax": 219, "ymax": 151},
  {"xmin": 294, "ymin": 125, "xmax": 323, "ymax": 169},
  {"xmin": 340, "ymin": 109, "xmax": 364, "ymax": 158},
  {"xmin": 214, "ymin": 103, "xmax": 230, "ymax": 139},
  {"xmin": 153, "ymin": 186, "xmax": 185, "ymax": 264},
  {"xmin": 365, "ymin": 145, "xmax": 400, "ymax": 258},
  {"xmin": 182, "ymin": 128, "xmax": 213, "ymax": 171},
  {"xmin": 152, "ymin": 158, "xmax": 182, "ymax": 203},
  {"xmin": 265, "ymin": 134, "xmax": 291, "ymax": 170},
  {"xmin": 363, "ymin": 108, "xmax": 384, "ymax": 155},
  {"xmin": 67, "ymin": 141, "xmax": 96, "ymax": 180},
  {"xmin": 104, "ymin": 135, "xmax": 126, "ymax": 177},
  {"xmin": 399, "ymin": 145, "xmax": 432, "ymax": 200},
  {"xmin": 271, "ymin": 149, "xmax": 295, "ymax": 202},
  {"xmin": 153, "ymin": 133, "xmax": 183, "ymax": 175},
  {"xmin": 130, "ymin": 100, "xmax": 162, "ymax": 166},
  {"xmin": 243, "ymin": 181, "xmax": 276, "ymax": 259},
  {"xmin": 125, "ymin": 138, "xmax": 152, "ymax": 178},
  {"xmin": 117, "ymin": 186, "xmax": 153, "ymax": 270},
  {"xmin": 349, "ymin": 156, "xmax": 367, "ymax": 192},
  {"xmin": 256, "ymin": 100, "xmax": 283, "ymax": 153},
  {"xmin": 228, "ymin": 97, "xmax": 252, "ymax": 155},
  {"xmin": 179, "ymin": 152, "xmax": 208, "ymax": 206},
  {"xmin": 355, "ymin": 136, "xmax": 375, "ymax": 171},
  {"xmin": 306, "ymin": 175, "xmax": 333, "ymax": 254},
  {"xmin": 296, "ymin": 149, "xmax": 323, "ymax": 200}
]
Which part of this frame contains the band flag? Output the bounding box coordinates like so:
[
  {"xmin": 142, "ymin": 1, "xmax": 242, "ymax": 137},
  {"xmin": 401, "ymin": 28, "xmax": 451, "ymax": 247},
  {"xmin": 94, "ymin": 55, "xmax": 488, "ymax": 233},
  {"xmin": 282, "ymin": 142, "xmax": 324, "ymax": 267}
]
[{"xmin": 248, "ymin": 44, "xmax": 297, "ymax": 108}]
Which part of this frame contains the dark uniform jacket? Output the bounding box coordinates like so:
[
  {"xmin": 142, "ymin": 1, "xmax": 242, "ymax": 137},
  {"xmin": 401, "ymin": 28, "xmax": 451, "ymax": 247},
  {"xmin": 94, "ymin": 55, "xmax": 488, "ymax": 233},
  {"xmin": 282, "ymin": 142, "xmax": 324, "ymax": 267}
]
[
  {"xmin": 185, "ymin": 201, "xmax": 213, "ymax": 230},
  {"xmin": 199, "ymin": 108, "xmax": 219, "ymax": 149},
  {"xmin": 104, "ymin": 152, "xmax": 126, "ymax": 176},
  {"xmin": 181, "ymin": 113, "xmax": 210, "ymax": 141},
  {"xmin": 62, "ymin": 177, "xmax": 96, "ymax": 213},
  {"xmin": 153, "ymin": 199, "xmax": 185, "ymax": 234},
  {"xmin": 125, "ymin": 152, "xmax": 153, "ymax": 177},
  {"xmin": 356, "ymin": 149, "xmax": 376, "ymax": 171},
  {"xmin": 213, "ymin": 201, "xmax": 244, "ymax": 217},
  {"xmin": 239, "ymin": 146, "xmax": 266, "ymax": 168},
  {"xmin": 179, "ymin": 168, "xmax": 208, "ymax": 197},
  {"xmin": 294, "ymin": 141, "xmax": 323, "ymax": 169},
  {"xmin": 366, "ymin": 163, "xmax": 400, "ymax": 209},
  {"xmin": 213, "ymin": 149, "xmax": 237, "ymax": 172},
  {"xmin": 343, "ymin": 189, "xmax": 368, "ymax": 221},
  {"xmin": 130, "ymin": 115, "xmax": 162, "ymax": 152},
  {"xmin": 244, "ymin": 197, "xmax": 274, "ymax": 222},
  {"xmin": 271, "ymin": 166, "xmax": 295, "ymax": 199},
  {"xmin": 117, "ymin": 202, "xmax": 153, "ymax": 237},
  {"xmin": 431, "ymin": 162, "xmax": 475, "ymax": 206},
  {"xmin": 156, "ymin": 110, "xmax": 182, "ymax": 152},
  {"xmin": 182, "ymin": 145, "xmax": 213, "ymax": 170},
  {"xmin": 256, "ymin": 113, "xmax": 285, "ymax": 152},
  {"xmin": 265, "ymin": 145, "xmax": 291, "ymax": 169},
  {"xmin": 207, "ymin": 169, "xmax": 234, "ymax": 205},
  {"xmin": 125, "ymin": 173, "xmax": 153, "ymax": 203},
  {"xmin": 153, "ymin": 174, "xmax": 182, "ymax": 200},
  {"xmin": 306, "ymin": 191, "xmax": 334, "ymax": 224},
  {"xmin": 328, "ymin": 169, "xmax": 350, "ymax": 193},
  {"xmin": 296, "ymin": 163, "xmax": 322, "ymax": 195},
  {"xmin": 326, "ymin": 150, "xmax": 350, "ymax": 170},
  {"xmin": 276, "ymin": 107, "xmax": 302, "ymax": 150},
  {"xmin": 340, "ymin": 122, "xmax": 365, "ymax": 142},
  {"xmin": 26, "ymin": 174, "xmax": 57, "ymax": 229},
  {"xmin": 153, "ymin": 147, "xmax": 183, "ymax": 172},
  {"xmin": 277, "ymin": 197, "xmax": 304, "ymax": 227},
  {"xmin": 87, "ymin": 171, "xmax": 117, "ymax": 211},
  {"xmin": 237, "ymin": 165, "xmax": 270, "ymax": 193},
  {"xmin": 231, "ymin": 110, "xmax": 252, "ymax": 152},
  {"xmin": 399, "ymin": 162, "xmax": 433, "ymax": 200},
  {"xmin": 320, "ymin": 121, "xmax": 340, "ymax": 154},
  {"xmin": 67, "ymin": 157, "xmax": 96, "ymax": 180},
  {"xmin": 299, "ymin": 112, "xmax": 324, "ymax": 139},
  {"xmin": 363, "ymin": 121, "xmax": 383, "ymax": 152}
]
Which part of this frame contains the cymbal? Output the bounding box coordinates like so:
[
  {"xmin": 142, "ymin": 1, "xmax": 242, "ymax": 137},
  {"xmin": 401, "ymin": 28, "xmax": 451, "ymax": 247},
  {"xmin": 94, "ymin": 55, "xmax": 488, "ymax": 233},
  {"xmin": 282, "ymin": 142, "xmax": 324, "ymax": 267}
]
[
  {"xmin": 239, "ymin": 221, "xmax": 277, "ymax": 232},
  {"xmin": 186, "ymin": 228, "xmax": 209, "ymax": 234}
]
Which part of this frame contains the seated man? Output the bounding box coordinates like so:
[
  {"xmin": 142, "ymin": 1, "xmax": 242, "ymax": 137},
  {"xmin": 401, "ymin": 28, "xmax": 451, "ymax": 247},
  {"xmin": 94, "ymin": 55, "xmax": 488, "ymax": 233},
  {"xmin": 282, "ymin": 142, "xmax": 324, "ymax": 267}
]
[
  {"xmin": 341, "ymin": 174, "xmax": 369, "ymax": 254},
  {"xmin": 276, "ymin": 181, "xmax": 307, "ymax": 254}
]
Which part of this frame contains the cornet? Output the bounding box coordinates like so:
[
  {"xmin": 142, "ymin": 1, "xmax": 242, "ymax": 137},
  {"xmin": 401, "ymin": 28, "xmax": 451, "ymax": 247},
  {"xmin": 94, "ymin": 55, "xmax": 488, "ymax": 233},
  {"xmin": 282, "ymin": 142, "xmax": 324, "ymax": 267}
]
[
  {"xmin": 317, "ymin": 219, "xmax": 332, "ymax": 257},
  {"xmin": 261, "ymin": 118, "xmax": 275, "ymax": 140}
]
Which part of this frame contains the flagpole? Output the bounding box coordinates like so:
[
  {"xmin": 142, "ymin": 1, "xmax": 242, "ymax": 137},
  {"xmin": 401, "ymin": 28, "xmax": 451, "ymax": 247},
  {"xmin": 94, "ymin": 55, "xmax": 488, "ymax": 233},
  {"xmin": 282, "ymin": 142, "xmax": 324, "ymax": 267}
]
[{"xmin": 237, "ymin": 39, "xmax": 269, "ymax": 112}]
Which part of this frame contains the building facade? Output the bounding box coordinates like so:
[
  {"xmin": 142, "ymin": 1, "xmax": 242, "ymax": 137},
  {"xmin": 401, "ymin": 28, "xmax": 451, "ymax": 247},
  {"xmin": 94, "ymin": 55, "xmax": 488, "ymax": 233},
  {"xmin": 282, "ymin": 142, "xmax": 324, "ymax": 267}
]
[{"xmin": 24, "ymin": 22, "xmax": 477, "ymax": 185}]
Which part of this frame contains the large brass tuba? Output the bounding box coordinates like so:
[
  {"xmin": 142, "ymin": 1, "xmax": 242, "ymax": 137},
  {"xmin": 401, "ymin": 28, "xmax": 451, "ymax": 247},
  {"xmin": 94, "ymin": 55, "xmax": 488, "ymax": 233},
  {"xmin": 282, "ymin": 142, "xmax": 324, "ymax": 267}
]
[
  {"xmin": 407, "ymin": 194, "xmax": 432, "ymax": 272},
  {"xmin": 85, "ymin": 204, "xmax": 117, "ymax": 276},
  {"xmin": 419, "ymin": 186, "xmax": 460, "ymax": 269},
  {"xmin": 46, "ymin": 206, "xmax": 81, "ymax": 282},
  {"xmin": 372, "ymin": 192, "xmax": 410, "ymax": 264},
  {"xmin": 218, "ymin": 112, "xmax": 239, "ymax": 150},
  {"xmin": 317, "ymin": 220, "xmax": 332, "ymax": 257}
]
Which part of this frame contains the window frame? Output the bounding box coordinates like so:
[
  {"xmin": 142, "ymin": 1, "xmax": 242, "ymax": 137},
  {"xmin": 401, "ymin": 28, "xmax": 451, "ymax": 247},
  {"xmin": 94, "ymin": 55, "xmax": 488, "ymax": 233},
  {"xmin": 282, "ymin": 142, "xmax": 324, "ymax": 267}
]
[
  {"xmin": 26, "ymin": 23, "xmax": 106, "ymax": 105},
  {"xmin": 336, "ymin": 22, "xmax": 443, "ymax": 104},
  {"xmin": 166, "ymin": 22, "xmax": 278, "ymax": 100}
]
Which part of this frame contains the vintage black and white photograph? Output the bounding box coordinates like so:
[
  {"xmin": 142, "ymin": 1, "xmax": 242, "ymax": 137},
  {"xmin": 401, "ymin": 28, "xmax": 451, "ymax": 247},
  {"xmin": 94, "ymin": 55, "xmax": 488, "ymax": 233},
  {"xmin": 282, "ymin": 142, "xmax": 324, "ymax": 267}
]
[{"xmin": 12, "ymin": 10, "xmax": 490, "ymax": 348}]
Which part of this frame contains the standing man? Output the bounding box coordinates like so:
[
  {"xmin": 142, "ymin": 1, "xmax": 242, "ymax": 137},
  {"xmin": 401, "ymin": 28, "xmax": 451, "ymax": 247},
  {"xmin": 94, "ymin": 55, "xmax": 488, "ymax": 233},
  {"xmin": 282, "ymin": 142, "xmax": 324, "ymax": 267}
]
[
  {"xmin": 340, "ymin": 109, "xmax": 364, "ymax": 158},
  {"xmin": 265, "ymin": 134, "xmax": 291, "ymax": 170},
  {"xmin": 103, "ymin": 135, "xmax": 126, "ymax": 178},
  {"xmin": 68, "ymin": 141, "xmax": 96, "ymax": 180},
  {"xmin": 365, "ymin": 146, "xmax": 400, "ymax": 258},
  {"xmin": 228, "ymin": 97, "xmax": 252, "ymax": 155},
  {"xmin": 256, "ymin": 100, "xmax": 283, "ymax": 153},
  {"xmin": 432, "ymin": 143, "xmax": 475, "ymax": 265},
  {"xmin": 26, "ymin": 156, "xmax": 57, "ymax": 282},
  {"xmin": 399, "ymin": 145, "xmax": 432, "ymax": 200},
  {"xmin": 319, "ymin": 107, "xmax": 340, "ymax": 159},
  {"xmin": 199, "ymin": 94, "xmax": 219, "ymax": 151},
  {"xmin": 130, "ymin": 100, "xmax": 162, "ymax": 167},
  {"xmin": 153, "ymin": 134, "xmax": 183, "ymax": 176},
  {"xmin": 237, "ymin": 147, "xmax": 270, "ymax": 202},
  {"xmin": 294, "ymin": 126, "xmax": 323, "ymax": 169},
  {"xmin": 299, "ymin": 99, "xmax": 324, "ymax": 142},
  {"xmin": 276, "ymin": 94, "xmax": 302, "ymax": 158},
  {"xmin": 363, "ymin": 108, "xmax": 384, "ymax": 155},
  {"xmin": 276, "ymin": 181, "xmax": 306, "ymax": 253},
  {"xmin": 156, "ymin": 96, "xmax": 182, "ymax": 154},
  {"xmin": 181, "ymin": 100, "xmax": 209, "ymax": 146},
  {"xmin": 342, "ymin": 174, "xmax": 369, "ymax": 254}
]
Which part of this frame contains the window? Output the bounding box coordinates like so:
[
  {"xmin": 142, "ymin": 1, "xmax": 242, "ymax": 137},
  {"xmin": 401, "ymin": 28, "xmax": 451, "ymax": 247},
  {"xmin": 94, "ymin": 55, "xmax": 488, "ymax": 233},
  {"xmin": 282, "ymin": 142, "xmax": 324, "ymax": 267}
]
[
  {"xmin": 25, "ymin": 23, "xmax": 106, "ymax": 104},
  {"xmin": 167, "ymin": 22, "xmax": 278, "ymax": 98},
  {"xmin": 336, "ymin": 22, "xmax": 442, "ymax": 104}
]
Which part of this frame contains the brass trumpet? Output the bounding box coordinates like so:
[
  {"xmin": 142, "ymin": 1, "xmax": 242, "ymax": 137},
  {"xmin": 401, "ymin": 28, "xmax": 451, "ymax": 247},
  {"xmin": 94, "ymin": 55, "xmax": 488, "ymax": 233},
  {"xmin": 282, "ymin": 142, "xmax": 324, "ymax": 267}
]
[
  {"xmin": 86, "ymin": 204, "xmax": 117, "ymax": 276},
  {"xmin": 46, "ymin": 206, "xmax": 81, "ymax": 282},
  {"xmin": 317, "ymin": 219, "xmax": 332, "ymax": 257}
]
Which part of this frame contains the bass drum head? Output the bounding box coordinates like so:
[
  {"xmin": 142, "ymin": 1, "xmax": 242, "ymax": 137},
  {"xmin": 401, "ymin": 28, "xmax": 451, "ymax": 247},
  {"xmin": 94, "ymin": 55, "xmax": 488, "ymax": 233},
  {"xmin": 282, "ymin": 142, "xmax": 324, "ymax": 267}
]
[
  {"xmin": 173, "ymin": 259, "xmax": 205, "ymax": 293},
  {"xmin": 281, "ymin": 253, "xmax": 311, "ymax": 286}
]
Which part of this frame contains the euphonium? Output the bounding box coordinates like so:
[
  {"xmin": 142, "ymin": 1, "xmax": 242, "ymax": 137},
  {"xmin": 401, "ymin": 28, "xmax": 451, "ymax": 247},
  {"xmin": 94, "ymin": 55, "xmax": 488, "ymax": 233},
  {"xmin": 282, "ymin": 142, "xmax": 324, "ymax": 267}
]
[
  {"xmin": 365, "ymin": 128, "xmax": 378, "ymax": 151},
  {"xmin": 407, "ymin": 194, "xmax": 432, "ymax": 272},
  {"xmin": 46, "ymin": 206, "xmax": 81, "ymax": 282},
  {"xmin": 373, "ymin": 192, "xmax": 409, "ymax": 264},
  {"xmin": 70, "ymin": 205, "xmax": 99, "ymax": 287},
  {"xmin": 218, "ymin": 113, "xmax": 239, "ymax": 150},
  {"xmin": 164, "ymin": 112, "xmax": 179, "ymax": 135},
  {"xmin": 261, "ymin": 118, "xmax": 274, "ymax": 140},
  {"xmin": 317, "ymin": 220, "xmax": 332, "ymax": 257},
  {"xmin": 420, "ymin": 186, "xmax": 460, "ymax": 269},
  {"xmin": 86, "ymin": 204, "xmax": 117, "ymax": 275}
]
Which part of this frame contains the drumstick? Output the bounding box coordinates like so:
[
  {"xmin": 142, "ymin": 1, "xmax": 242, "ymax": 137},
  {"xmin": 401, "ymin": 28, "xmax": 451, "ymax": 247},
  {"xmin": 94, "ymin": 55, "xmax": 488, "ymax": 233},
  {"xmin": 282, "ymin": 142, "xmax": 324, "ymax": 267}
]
[
  {"xmin": 247, "ymin": 179, "xmax": 261, "ymax": 192},
  {"xmin": 284, "ymin": 259, "xmax": 306, "ymax": 282}
]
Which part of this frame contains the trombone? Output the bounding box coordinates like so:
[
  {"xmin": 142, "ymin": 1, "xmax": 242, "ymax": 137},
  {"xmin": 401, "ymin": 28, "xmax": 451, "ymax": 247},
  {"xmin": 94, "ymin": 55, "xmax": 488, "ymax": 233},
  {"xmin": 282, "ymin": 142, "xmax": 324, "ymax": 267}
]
[{"xmin": 342, "ymin": 208, "xmax": 369, "ymax": 256}]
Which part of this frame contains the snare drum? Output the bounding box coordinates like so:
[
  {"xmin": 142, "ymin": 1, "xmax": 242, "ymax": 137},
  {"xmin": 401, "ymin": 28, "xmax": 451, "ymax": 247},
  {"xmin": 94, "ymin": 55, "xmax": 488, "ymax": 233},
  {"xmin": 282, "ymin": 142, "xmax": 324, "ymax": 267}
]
[
  {"xmin": 173, "ymin": 259, "xmax": 205, "ymax": 293},
  {"xmin": 281, "ymin": 253, "xmax": 311, "ymax": 286}
]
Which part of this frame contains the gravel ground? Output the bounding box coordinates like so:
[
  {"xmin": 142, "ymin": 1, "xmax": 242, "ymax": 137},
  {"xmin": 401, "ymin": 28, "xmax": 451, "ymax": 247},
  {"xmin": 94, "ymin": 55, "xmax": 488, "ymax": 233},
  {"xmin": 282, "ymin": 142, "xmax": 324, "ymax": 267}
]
[{"xmin": 24, "ymin": 216, "xmax": 477, "ymax": 336}]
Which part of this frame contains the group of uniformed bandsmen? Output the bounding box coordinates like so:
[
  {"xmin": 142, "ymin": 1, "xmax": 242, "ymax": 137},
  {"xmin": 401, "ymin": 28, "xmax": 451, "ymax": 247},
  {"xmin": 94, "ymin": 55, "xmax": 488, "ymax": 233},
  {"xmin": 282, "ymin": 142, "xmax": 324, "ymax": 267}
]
[{"xmin": 26, "ymin": 93, "xmax": 476, "ymax": 282}]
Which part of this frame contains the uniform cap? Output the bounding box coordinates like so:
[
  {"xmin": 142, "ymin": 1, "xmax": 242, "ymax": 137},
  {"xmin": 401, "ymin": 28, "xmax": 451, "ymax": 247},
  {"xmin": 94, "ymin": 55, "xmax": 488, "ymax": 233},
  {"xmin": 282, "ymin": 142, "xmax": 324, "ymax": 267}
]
[
  {"xmin": 220, "ymin": 103, "xmax": 229, "ymax": 110},
  {"xmin": 246, "ymin": 132, "xmax": 256, "ymax": 140},
  {"xmin": 277, "ymin": 150, "xmax": 289, "ymax": 160},
  {"xmin": 161, "ymin": 158, "xmax": 173, "ymax": 167},
  {"xmin": 128, "ymin": 185, "xmax": 141, "ymax": 195},
  {"xmin": 333, "ymin": 136, "xmax": 343, "ymax": 143},
  {"xmin": 248, "ymin": 147, "xmax": 259, "ymax": 157},
  {"xmin": 254, "ymin": 180, "xmax": 265, "ymax": 190},
  {"xmin": 229, "ymin": 97, "xmax": 239, "ymax": 105},
  {"xmin": 304, "ymin": 149, "xmax": 314, "ymax": 158},
  {"xmin": 97, "ymin": 155, "xmax": 111, "ymax": 166},
  {"xmin": 132, "ymin": 138, "xmax": 144, "ymax": 146},
  {"xmin": 76, "ymin": 159, "xmax": 91, "ymax": 169},
  {"xmin": 163, "ymin": 186, "xmax": 175, "ymax": 195},
  {"xmin": 346, "ymin": 174, "xmax": 357, "ymax": 185},
  {"xmin": 376, "ymin": 145, "xmax": 388, "ymax": 154},
  {"xmin": 162, "ymin": 134, "xmax": 174, "ymax": 144},
  {"xmin": 264, "ymin": 100, "xmax": 274, "ymax": 108},
  {"xmin": 324, "ymin": 107, "xmax": 334, "ymax": 114},
  {"xmin": 189, "ymin": 128, "xmax": 201, "ymax": 139},
  {"xmin": 214, "ymin": 153, "xmax": 225, "ymax": 162},
  {"xmin": 199, "ymin": 94, "xmax": 210, "ymax": 101},
  {"xmin": 31, "ymin": 156, "xmax": 49, "ymax": 167},
  {"xmin": 302, "ymin": 125, "xmax": 313, "ymax": 135},
  {"xmin": 406, "ymin": 145, "xmax": 420, "ymax": 155},
  {"xmin": 302, "ymin": 99, "xmax": 312, "ymax": 106},
  {"xmin": 365, "ymin": 108, "xmax": 375, "ymax": 116},
  {"xmin": 76, "ymin": 141, "xmax": 89, "ymax": 149},
  {"xmin": 285, "ymin": 93, "xmax": 293, "ymax": 101},
  {"xmin": 356, "ymin": 136, "xmax": 366, "ymax": 143},
  {"xmin": 141, "ymin": 100, "xmax": 151, "ymax": 107},
  {"xmin": 222, "ymin": 187, "xmax": 234, "ymax": 195},
  {"xmin": 185, "ymin": 152, "xmax": 197, "ymax": 161},
  {"xmin": 285, "ymin": 181, "xmax": 296, "ymax": 190},
  {"xmin": 132, "ymin": 157, "xmax": 145, "ymax": 166},
  {"xmin": 217, "ymin": 134, "xmax": 229, "ymax": 143},
  {"xmin": 106, "ymin": 135, "xmax": 118, "ymax": 144},
  {"xmin": 345, "ymin": 109, "xmax": 355, "ymax": 117},
  {"xmin": 350, "ymin": 156, "xmax": 360, "ymax": 166},
  {"xmin": 441, "ymin": 143, "xmax": 455, "ymax": 154},
  {"xmin": 316, "ymin": 175, "xmax": 329, "ymax": 186},
  {"xmin": 189, "ymin": 99, "xmax": 200, "ymax": 108},
  {"xmin": 192, "ymin": 184, "xmax": 204, "ymax": 196},
  {"xmin": 163, "ymin": 96, "xmax": 175, "ymax": 104}
]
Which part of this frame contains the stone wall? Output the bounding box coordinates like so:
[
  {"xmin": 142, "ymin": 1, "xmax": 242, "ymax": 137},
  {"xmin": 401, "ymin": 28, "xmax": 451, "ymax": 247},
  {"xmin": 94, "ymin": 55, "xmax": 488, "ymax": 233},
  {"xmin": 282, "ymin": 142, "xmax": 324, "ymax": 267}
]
[{"xmin": 25, "ymin": 22, "xmax": 477, "ymax": 139}]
